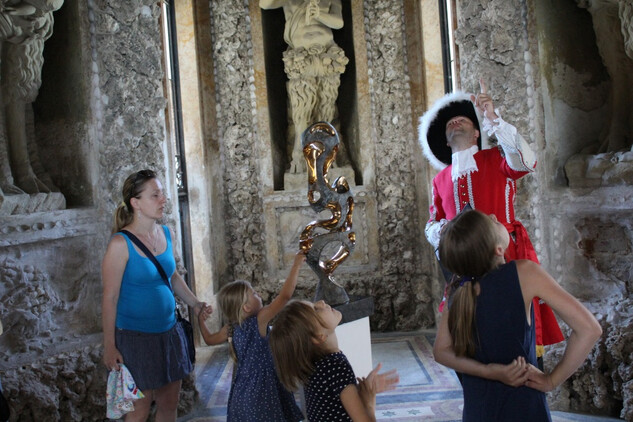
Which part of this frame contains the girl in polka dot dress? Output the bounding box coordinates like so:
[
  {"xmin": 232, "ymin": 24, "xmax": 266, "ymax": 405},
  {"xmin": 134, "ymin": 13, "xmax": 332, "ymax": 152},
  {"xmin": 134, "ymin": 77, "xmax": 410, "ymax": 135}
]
[
  {"xmin": 198, "ymin": 252, "xmax": 306, "ymax": 422},
  {"xmin": 269, "ymin": 300, "xmax": 399, "ymax": 422}
]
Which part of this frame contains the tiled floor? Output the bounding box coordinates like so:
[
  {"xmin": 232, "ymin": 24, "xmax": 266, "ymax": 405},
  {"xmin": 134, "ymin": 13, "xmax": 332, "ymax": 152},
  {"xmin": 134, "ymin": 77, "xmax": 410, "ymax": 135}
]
[{"xmin": 179, "ymin": 331, "xmax": 623, "ymax": 421}]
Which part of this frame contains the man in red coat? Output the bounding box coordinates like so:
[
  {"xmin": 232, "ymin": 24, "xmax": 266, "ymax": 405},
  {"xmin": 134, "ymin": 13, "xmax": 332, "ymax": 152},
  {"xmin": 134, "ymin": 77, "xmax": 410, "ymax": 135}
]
[{"xmin": 418, "ymin": 83, "xmax": 563, "ymax": 361}]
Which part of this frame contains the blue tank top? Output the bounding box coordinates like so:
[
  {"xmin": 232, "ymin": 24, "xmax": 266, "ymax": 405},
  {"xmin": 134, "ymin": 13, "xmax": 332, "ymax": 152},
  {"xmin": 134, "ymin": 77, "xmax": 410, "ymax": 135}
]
[{"xmin": 115, "ymin": 225, "xmax": 177, "ymax": 333}]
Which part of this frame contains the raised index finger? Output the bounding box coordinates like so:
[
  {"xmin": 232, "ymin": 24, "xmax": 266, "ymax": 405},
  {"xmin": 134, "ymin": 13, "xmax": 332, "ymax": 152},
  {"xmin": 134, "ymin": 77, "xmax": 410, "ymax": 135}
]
[{"xmin": 479, "ymin": 78, "xmax": 487, "ymax": 94}]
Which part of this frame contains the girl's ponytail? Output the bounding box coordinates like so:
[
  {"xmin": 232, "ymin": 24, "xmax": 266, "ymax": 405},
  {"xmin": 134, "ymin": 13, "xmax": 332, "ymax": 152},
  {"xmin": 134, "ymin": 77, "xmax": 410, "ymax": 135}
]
[
  {"xmin": 439, "ymin": 210, "xmax": 500, "ymax": 358},
  {"xmin": 447, "ymin": 277, "xmax": 479, "ymax": 357},
  {"xmin": 227, "ymin": 324, "xmax": 238, "ymax": 364}
]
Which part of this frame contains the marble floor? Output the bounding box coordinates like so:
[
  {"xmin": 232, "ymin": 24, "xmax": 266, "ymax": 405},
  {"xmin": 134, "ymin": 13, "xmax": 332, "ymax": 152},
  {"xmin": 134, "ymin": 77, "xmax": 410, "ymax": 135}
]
[{"xmin": 178, "ymin": 331, "xmax": 623, "ymax": 422}]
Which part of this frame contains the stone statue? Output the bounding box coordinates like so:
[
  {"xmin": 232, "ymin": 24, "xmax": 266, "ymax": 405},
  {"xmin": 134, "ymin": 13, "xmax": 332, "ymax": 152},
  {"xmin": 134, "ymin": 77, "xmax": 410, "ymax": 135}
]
[
  {"xmin": 0, "ymin": 0, "xmax": 64, "ymax": 199},
  {"xmin": 260, "ymin": 0, "xmax": 349, "ymax": 174},
  {"xmin": 577, "ymin": 0, "xmax": 633, "ymax": 153}
]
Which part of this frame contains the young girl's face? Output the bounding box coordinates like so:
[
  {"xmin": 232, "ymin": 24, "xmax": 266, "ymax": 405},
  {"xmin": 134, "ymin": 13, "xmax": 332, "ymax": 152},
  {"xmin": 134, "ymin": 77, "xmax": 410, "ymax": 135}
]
[
  {"xmin": 313, "ymin": 300, "xmax": 342, "ymax": 331},
  {"xmin": 489, "ymin": 214, "xmax": 510, "ymax": 250},
  {"xmin": 244, "ymin": 288, "xmax": 263, "ymax": 314}
]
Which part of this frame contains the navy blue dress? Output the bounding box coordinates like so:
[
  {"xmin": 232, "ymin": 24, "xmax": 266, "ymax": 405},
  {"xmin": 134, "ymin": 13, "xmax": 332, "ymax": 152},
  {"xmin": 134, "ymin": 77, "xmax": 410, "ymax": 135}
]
[
  {"xmin": 460, "ymin": 261, "xmax": 551, "ymax": 421},
  {"xmin": 227, "ymin": 316, "xmax": 303, "ymax": 422}
]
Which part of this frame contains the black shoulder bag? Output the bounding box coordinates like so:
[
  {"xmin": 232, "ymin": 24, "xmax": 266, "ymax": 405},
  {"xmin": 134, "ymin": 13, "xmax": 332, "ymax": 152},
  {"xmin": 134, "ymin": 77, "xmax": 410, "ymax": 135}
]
[{"xmin": 120, "ymin": 230, "xmax": 196, "ymax": 364}]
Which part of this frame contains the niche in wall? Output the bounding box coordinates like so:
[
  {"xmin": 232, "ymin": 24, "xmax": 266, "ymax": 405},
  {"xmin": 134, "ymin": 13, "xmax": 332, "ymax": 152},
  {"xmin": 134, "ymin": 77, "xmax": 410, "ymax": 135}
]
[
  {"xmin": 260, "ymin": 1, "xmax": 363, "ymax": 190},
  {"xmin": 535, "ymin": 0, "xmax": 633, "ymax": 188},
  {"xmin": 34, "ymin": 0, "xmax": 93, "ymax": 208}
]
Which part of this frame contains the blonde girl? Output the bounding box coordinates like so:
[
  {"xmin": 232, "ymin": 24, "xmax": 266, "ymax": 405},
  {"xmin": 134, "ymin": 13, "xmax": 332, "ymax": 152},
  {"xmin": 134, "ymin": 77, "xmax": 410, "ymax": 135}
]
[
  {"xmin": 198, "ymin": 252, "xmax": 306, "ymax": 422},
  {"xmin": 269, "ymin": 300, "xmax": 399, "ymax": 422},
  {"xmin": 433, "ymin": 209, "xmax": 602, "ymax": 421}
]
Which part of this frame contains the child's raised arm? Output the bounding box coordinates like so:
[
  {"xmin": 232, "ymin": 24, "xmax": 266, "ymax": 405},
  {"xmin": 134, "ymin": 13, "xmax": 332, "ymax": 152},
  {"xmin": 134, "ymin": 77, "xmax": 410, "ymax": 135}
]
[
  {"xmin": 518, "ymin": 260, "xmax": 602, "ymax": 392},
  {"xmin": 257, "ymin": 251, "xmax": 305, "ymax": 335},
  {"xmin": 198, "ymin": 305, "xmax": 229, "ymax": 346},
  {"xmin": 340, "ymin": 363, "xmax": 399, "ymax": 421}
]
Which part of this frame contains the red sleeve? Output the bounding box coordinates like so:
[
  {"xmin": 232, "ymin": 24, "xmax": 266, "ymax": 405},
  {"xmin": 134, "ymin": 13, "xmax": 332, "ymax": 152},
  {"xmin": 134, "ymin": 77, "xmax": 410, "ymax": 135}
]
[{"xmin": 428, "ymin": 176, "xmax": 446, "ymax": 224}]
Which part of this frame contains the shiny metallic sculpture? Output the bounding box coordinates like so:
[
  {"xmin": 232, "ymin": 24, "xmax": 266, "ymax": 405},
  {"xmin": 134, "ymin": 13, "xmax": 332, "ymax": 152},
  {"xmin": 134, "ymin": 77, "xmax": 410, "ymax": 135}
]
[{"xmin": 299, "ymin": 122, "xmax": 355, "ymax": 306}]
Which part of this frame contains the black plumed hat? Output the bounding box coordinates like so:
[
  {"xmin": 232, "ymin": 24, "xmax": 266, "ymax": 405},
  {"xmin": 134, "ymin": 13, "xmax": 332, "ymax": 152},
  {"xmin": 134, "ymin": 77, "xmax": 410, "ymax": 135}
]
[{"xmin": 418, "ymin": 91, "xmax": 489, "ymax": 170}]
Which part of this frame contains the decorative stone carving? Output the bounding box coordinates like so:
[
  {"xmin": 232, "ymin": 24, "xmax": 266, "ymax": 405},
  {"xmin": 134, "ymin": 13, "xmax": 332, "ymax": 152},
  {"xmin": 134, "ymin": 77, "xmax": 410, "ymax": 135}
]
[
  {"xmin": 0, "ymin": 258, "xmax": 66, "ymax": 354},
  {"xmin": 260, "ymin": 0, "xmax": 350, "ymax": 176},
  {"xmin": 0, "ymin": 208, "xmax": 99, "ymax": 247},
  {"xmin": 0, "ymin": 0, "xmax": 66, "ymax": 214}
]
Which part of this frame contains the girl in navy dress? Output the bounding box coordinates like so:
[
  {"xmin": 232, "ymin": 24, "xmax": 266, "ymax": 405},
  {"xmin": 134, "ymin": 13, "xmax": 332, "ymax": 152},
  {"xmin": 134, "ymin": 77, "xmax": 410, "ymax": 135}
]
[
  {"xmin": 269, "ymin": 300, "xmax": 399, "ymax": 422},
  {"xmin": 433, "ymin": 209, "xmax": 602, "ymax": 421},
  {"xmin": 198, "ymin": 252, "xmax": 306, "ymax": 422}
]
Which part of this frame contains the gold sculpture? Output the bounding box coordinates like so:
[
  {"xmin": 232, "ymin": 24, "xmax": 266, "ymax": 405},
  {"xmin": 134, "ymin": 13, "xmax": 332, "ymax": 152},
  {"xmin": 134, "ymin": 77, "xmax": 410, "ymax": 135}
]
[{"xmin": 299, "ymin": 121, "xmax": 354, "ymax": 305}]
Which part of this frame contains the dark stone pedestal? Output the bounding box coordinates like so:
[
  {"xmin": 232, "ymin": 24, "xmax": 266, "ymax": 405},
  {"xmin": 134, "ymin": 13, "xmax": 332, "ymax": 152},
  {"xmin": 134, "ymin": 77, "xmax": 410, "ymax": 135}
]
[{"xmin": 335, "ymin": 295, "xmax": 374, "ymax": 324}]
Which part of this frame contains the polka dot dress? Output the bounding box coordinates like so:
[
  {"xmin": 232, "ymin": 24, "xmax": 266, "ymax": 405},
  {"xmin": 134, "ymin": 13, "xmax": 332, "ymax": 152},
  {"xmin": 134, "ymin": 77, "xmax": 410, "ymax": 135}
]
[
  {"xmin": 305, "ymin": 351, "xmax": 357, "ymax": 422},
  {"xmin": 227, "ymin": 316, "xmax": 303, "ymax": 422}
]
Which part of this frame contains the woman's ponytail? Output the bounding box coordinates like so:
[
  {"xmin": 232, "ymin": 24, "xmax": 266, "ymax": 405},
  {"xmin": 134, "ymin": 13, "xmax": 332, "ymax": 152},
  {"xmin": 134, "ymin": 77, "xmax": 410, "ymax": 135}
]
[{"xmin": 112, "ymin": 202, "xmax": 133, "ymax": 234}]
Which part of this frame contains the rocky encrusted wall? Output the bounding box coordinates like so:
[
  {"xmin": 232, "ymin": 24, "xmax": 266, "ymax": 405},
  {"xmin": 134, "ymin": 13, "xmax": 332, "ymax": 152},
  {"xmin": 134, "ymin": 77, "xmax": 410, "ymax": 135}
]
[
  {"xmin": 360, "ymin": 0, "xmax": 437, "ymax": 330},
  {"xmin": 455, "ymin": 0, "xmax": 633, "ymax": 419},
  {"xmin": 208, "ymin": 0, "xmax": 268, "ymax": 286},
  {"xmin": 95, "ymin": 0, "xmax": 170, "ymax": 205},
  {"xmin": 0, "ymin": 0, "xmax": 195, "ymax": 420},
  {"xmin": 454, "ymin": 0, "xmax": 540, "ymax": 247}
]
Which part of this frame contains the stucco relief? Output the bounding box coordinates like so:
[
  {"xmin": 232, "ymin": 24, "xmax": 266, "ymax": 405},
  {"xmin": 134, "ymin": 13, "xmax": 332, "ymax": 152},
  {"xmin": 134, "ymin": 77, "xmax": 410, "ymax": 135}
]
[{"xmin": 0, "ymin": 259, "xmax": 65, "ymax": 354}]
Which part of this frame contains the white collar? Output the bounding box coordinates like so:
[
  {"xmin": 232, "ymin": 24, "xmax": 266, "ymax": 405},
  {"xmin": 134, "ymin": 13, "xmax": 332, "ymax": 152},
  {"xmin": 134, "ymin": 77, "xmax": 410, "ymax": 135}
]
[{"xmin": 451, "ymin": 145, "xmax": 479, "ymax": 182}]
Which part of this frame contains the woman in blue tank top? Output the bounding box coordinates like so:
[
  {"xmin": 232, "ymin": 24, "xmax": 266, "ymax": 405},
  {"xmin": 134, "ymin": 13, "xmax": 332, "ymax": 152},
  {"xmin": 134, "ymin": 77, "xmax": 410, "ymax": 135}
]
[
  {"xmin": 101, "ymin": 169, "xmax": 212, "ymax": 421},
  {"xmin": 433, "ymin": 210, "xmax": 601, "ymax": 422}
]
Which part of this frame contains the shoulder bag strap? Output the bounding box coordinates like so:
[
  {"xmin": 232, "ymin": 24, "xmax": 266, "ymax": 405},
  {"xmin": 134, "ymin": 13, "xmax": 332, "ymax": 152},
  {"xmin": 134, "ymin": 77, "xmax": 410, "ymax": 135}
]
[{"xmin": 119, "ymin": 229, "xmax": 170, "ymax": 289}]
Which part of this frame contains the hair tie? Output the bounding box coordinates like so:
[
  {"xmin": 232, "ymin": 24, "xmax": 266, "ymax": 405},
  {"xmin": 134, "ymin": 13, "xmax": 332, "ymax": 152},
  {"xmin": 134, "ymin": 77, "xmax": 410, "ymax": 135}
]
[{"xmin": 459, "ymin": 275, "xmax": 475, "ymax": 287}]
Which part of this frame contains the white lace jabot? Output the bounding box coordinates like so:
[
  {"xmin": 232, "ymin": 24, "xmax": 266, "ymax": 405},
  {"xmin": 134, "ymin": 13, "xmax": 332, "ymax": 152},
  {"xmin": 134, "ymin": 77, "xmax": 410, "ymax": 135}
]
[{"xmin": 451, "ymin": 145, "xmax": 479, "ymax": 182}]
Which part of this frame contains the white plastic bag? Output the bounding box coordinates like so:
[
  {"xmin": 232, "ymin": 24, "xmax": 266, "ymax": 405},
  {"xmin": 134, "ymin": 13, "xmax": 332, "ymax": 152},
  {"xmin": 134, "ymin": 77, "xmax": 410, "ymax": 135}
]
[{"xmin": 106, "ymin": 364, "xmax": 145, "ymax": 419}]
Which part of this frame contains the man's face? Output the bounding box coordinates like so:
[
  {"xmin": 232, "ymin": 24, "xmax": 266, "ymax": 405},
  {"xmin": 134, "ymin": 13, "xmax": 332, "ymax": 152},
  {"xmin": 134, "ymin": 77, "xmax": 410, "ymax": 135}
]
[{"xmin": 445, "ymin": 115, "xmax": 479, "ymax": 150}]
